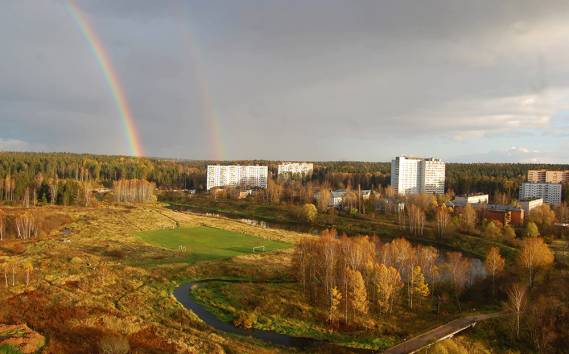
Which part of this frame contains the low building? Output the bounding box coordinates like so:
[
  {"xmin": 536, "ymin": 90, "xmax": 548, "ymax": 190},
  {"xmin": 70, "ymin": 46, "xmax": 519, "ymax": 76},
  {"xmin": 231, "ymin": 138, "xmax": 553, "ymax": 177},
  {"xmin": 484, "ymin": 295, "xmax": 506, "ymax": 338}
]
[
  {"xmin": 519, "ymin": 198, "xmax": 543, "ymax": 213},
  {"xmin": 486, "ymin": 204, "xmax": 524, "ymax": 226},
  {"xmin": 451, "ymin": 194, "xmax": 489, "ymax": 207},
  {"xmin": 315, "ymin": 189, "xmax": 372, "ymax": 209},
  {"xmin": 314, "ymin": 189, "xmax": 348, "ymax": 208},
  {"xmin": 361, "ymin": 190, "xmax": 372, "ymax": 200},
  {"xmin": 330, "ymin": 190, "xmax": 346, "ymax": 207},
  {"xmin": 375, "ymin": 198, "xmax": 405, "ymax": 213},
  {"xmin": 238, "ymin": 190, "xmax": 253, "ymax": 199},
  {"xmin": 519, "ymin": 182, "xmax": 562, "ymax": 206}
]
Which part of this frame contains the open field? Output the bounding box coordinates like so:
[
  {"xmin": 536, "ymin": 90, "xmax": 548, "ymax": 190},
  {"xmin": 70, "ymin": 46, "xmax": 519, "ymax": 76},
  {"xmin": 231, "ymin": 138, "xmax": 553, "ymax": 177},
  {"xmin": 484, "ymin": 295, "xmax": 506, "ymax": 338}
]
[
  {"xmin": 0, "ymin": 202, "xmax": 508, "ymax": 353},
  {"xmin": 165, "ymin": 195, "xmax": 518, "ymax": 260},
  {"xmin": 0, "ymin": 203, "xmax": 314, "ymax": 353},
  {"xmin": 135, "ymin": 226, "xmax": 291, "ymax": 264}
]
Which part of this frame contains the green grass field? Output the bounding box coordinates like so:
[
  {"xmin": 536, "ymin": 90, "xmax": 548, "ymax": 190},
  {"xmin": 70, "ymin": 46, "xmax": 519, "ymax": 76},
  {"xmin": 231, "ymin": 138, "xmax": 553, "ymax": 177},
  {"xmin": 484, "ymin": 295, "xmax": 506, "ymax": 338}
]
[{"xmin": 135, "ymin": 226, "xmax": 291, "ymax": 264}]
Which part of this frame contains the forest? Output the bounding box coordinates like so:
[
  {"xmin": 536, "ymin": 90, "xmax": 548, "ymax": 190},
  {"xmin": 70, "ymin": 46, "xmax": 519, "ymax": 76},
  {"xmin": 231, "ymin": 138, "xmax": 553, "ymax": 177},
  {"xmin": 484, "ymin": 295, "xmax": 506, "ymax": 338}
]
[{"xmin": 1, "ymin": 151, "xmax": 568, "ymax": 202}]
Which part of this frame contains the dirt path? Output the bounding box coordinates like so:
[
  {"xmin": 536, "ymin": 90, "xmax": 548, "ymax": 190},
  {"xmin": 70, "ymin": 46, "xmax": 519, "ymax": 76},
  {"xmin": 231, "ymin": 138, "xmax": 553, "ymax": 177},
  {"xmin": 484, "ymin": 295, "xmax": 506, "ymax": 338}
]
[{"xmin": 383, "ymin": 313, "xmax": 505, "ymax": 354}]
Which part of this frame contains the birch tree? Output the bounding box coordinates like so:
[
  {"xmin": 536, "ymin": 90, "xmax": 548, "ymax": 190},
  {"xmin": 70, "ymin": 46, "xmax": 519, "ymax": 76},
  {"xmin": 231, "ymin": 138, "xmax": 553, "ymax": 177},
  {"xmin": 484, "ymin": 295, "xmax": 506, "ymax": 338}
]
[
  {"xmin": 347, "ymin": 268, "xmax": 368, "ymax": 323},
  {"xmin": 328, "ymin": 286, "xmax": 342, "ymax": 327},
  {"xmin": 23, "ymin": 261, "xmax": 33, "ymax": 286},
  {"xmin": 446, "ymin": 252, "xmax": 471, "ymax": 312},
  {"xmin": 0, "ymin": 209, "xmax": 5, "ymax": 241},
  {"xmin": 485, "ymin": 247, "xmax": 505, "ymax": 296},
  {"xmin": 16, "ymin": 212, "xmax": 38, "ymax": 240},
  {"xmin": 506, "ymin": 283, "xmax": 527, "ymax": 338},
  {"xmin": 518, "ymin": 237, "xmax": 554, "ymax": 288},
  {"xmin": 409, "ymin": 265, "xmax": 430, "ymax": 309},
  {"xmin": 435, "ymin": 205, "xmax": 450, "ymax": 238}
]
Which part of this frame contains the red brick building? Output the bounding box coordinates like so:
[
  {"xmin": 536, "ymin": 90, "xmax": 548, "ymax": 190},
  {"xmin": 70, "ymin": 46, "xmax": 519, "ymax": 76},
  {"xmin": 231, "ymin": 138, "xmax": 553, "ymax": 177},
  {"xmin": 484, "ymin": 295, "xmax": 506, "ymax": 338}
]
[{"xmin": 485, "ymin": 205, "xmax": 524, "ymax": 226}]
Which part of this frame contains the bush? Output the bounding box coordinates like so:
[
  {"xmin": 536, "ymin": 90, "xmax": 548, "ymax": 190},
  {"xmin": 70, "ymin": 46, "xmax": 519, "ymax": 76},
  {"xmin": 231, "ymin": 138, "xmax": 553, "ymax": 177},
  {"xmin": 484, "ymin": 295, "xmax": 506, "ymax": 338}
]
[
  {"xmin": 233, "ymin": 311, "xmax": 257, "ymax": 329},
  {"xmin": 105, "ymin": 247, "xmax": 126, "ymax": 259},
  {"xmin": 300, "ymin": 203, "xmax": 318, "ymax": 223},
  {"xmin": 525, "ymin": 222, "xmax": 540, "ymax": 237},
  {"xmin": 98, "ymin": 335, "xmax": 130, "ymax": 354}
]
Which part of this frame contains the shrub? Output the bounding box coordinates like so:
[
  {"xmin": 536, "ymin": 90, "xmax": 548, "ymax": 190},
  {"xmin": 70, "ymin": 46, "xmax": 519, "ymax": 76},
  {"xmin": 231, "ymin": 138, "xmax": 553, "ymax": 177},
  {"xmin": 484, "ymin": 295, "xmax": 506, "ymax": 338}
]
[
  {"xmin": 300, "ymin": 203, "xmax": 318, "ymax": 223},
  {"xmin": 105, "ymin": 247, "xmax": 126, "ymax": 259},
  {"xmin": 98, "ymin": 335, "xmax": 130, "ymax": 354},
  {"xmin": 233, "ymin": 311, "xmax": 257, "ymax": 329},
  {"xmin": 525, "ymin": 222, "xmax": 540, "ymax": 237}
]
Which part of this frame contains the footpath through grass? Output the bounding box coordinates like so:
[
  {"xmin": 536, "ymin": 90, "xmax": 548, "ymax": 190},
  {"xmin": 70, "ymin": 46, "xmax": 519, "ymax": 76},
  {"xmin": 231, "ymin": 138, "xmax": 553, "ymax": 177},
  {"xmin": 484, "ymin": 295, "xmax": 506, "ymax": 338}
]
[{"xmin": 135, "ymin": 226, "xmax": 291, "ymax": 264}]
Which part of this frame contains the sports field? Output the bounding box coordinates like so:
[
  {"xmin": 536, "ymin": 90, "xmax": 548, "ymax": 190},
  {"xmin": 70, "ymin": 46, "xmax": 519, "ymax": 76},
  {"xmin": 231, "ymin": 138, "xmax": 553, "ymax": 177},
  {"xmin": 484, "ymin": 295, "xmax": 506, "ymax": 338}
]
[{"xmin": 135, "ymin": 226, "xmax": 291, "ymax": 263}]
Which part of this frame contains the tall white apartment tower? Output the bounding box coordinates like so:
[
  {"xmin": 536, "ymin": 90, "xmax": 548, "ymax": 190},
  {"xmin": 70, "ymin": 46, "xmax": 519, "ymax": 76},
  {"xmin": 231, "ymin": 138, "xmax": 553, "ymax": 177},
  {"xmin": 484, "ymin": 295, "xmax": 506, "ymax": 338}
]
[
  {"xmin": 207, "ymin": 165, "xmax": 268, "ymax": 190},
  {"xmin": 391, "ymin": 156, "xmax": 445, "ymax": 195}
]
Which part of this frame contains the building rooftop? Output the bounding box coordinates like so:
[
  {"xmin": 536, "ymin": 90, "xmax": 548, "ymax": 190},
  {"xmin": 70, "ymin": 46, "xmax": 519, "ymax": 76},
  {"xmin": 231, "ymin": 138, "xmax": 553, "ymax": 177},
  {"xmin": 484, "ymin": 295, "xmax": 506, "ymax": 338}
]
[
  {"xmin": 396, "ymin": 156, "xmax": 443, "ymax": 161},
  {"xmin": 487, "ymin": 204, "xmax": 523, "ymax": 212},
  {"xmin": 455, "ymin": 193, "xmax": 488, "ymax": 197},
  {"xmin": 519, "ymin": 197, "xmax": 543, "ymax": 202}
]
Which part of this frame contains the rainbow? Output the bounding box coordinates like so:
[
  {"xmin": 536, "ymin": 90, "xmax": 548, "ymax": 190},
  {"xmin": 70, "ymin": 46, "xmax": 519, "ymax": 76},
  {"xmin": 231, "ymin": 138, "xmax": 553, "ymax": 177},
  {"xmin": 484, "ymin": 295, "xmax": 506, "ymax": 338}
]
[{"xmin": 66, "ymin": 0, "xmax": 144, "ymax": 157}]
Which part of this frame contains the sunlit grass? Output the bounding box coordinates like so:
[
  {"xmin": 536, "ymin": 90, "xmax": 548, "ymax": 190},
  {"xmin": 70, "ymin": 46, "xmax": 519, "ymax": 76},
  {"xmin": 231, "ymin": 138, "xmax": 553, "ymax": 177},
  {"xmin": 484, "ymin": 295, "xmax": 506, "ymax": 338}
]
[{"xmin": 135, "ymin": 226, "xmax": 292, "ymax": 264}]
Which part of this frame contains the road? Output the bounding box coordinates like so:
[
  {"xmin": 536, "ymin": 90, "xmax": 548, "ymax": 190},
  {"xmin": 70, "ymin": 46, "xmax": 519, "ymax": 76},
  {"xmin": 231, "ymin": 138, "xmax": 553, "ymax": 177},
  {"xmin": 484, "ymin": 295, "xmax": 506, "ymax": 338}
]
[{"xmin": 383, "ymin": 313, "xmax": 504, "ymax": 354}]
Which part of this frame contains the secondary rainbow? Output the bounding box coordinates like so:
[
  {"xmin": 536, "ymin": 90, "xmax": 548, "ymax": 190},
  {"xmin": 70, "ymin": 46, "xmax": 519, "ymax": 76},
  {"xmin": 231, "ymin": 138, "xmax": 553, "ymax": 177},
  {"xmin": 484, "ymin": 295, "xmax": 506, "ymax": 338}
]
[
  {"xmin": 184, "ymin": 28, "xmax": 225, "ymax": 160},
  {"xmin": 182, "ymin": 8, "xmax": 226, "ymax": 160},
  {"xmin": 67, "ymin": 0, "xmax": 144, "ymax": 157}
]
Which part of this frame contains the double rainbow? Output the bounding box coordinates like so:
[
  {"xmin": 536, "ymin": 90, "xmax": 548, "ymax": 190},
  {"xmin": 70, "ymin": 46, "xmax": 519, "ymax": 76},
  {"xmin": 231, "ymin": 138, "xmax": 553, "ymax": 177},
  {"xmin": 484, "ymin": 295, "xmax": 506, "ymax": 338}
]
[{"xmin": 67, "ymin": 0, "xmax": 144, "ymax": 157}]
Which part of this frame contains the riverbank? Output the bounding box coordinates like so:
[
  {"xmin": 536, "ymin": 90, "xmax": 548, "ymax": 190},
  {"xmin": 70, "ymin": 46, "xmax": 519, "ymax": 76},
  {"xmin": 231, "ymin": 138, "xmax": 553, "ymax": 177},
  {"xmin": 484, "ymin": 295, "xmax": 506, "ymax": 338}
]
[{"xmin": 173, "ymin": 281, "xmax": 376, "ymax": 353}]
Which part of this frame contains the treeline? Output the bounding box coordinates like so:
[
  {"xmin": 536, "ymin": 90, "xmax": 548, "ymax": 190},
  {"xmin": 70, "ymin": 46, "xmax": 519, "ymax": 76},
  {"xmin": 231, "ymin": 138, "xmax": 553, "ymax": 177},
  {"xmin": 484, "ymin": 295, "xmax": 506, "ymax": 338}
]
[
  {"xmin": 1, "ymin": 175, "xmax": 98, "ymax": 207},
  {"xmin": 0, "ymin": 152, "xmax": 206, "ymax": 195},
  {"xmin": 293, "ymin": 231, "xmax": 484, "ymax": 327},
  {"xmin": 2, "ymin": 152, "xmax": 569, "ymax": 201}
]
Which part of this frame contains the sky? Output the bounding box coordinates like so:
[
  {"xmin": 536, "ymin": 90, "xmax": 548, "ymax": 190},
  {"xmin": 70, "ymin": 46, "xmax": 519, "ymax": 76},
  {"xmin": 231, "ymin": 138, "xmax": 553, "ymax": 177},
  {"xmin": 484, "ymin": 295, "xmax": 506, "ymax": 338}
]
[{"xmin": 1, "ymin": 0, "xmax": 569, "ymax": 163}]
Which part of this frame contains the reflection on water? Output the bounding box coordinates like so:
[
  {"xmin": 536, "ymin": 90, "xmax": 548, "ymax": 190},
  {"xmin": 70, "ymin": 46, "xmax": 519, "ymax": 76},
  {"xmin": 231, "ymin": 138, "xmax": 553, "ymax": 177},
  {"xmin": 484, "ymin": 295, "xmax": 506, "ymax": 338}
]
[
  {"xmin": 239, "ymin": 218, "xmax": 268, "ymax": 228},
  {"xmin": 204, "ymin": 211, "xmax": 270, "ymax": 229}
]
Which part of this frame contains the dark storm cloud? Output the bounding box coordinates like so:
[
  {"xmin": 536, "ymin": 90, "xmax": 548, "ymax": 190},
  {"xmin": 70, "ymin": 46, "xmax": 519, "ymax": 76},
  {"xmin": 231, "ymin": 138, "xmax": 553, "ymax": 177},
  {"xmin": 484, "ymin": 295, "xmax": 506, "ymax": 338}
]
[{"xmin": 1, "ymin": 0, "xmax": 568, "ymax": 161}]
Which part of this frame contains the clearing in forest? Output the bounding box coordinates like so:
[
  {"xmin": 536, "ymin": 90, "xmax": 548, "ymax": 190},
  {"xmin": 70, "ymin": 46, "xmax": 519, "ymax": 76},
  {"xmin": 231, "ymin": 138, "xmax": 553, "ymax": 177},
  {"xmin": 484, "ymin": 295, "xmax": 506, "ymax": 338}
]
[{"xmin": 135, "ymin": 226, "xmax": 291, "ymax": 263}]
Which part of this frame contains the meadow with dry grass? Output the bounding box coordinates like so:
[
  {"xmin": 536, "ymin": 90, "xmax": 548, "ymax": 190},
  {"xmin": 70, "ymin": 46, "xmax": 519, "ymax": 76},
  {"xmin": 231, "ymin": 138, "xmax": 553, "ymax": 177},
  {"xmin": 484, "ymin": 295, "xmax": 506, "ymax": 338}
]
[
  {"xmin": 0, "ymin": 203, "xmax": 316, "ymax": 353},
  {"xmin": 0, "ymin": 202, "xmax": 503, "ymax": 354}
]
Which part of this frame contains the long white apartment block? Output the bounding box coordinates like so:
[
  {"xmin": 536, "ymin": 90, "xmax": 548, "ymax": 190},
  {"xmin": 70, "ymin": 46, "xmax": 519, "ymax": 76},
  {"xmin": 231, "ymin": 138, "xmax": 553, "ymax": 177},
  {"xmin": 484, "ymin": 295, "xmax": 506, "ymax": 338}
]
[
  {"xmin": 206, "ymin": 165, "xmax": 268, "ymax": 190},
  {"xmin": 519, "ymin": 182, "xmax": 562, "ymax": 206},
  {"xmin": 391, "ymin": 156, "xmax": 445, "ymax": 195},
  {"xmin": 277, "ymin": 162, "xmax": 314, "ymax": 176}
]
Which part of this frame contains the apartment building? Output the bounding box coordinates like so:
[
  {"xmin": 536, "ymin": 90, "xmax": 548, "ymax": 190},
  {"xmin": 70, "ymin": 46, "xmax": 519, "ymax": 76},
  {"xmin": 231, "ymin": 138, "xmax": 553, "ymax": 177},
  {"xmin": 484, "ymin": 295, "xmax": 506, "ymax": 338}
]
[
  {"xmin": 206, "ymin": 165, "xmax": 268, "ymax": 190},
  {"xmin": 391, "ymin": 156, "xmax": 445, "ymax": 195},
  {"xmin": 528, "ymin": 169, "xmax": 569, "ymax": 183},
  {"xmin": 277, "ymin": 162, "xmax": 314, "ymax": 176},
  {"xmin": 519, "ymin": 198, "xmax": 543, "ymax": 213},
  {"xmin": 519, "ymin": 182, "xmax": 562, "ymax": 206}
]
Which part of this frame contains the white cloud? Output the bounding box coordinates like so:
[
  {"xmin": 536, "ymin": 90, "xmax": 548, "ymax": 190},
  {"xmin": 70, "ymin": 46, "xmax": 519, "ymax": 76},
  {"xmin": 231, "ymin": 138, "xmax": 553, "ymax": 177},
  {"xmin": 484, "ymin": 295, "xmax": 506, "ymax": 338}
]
[{"xmin": 0, "ymin": 138, "xmax": 31, "ymax": 151}]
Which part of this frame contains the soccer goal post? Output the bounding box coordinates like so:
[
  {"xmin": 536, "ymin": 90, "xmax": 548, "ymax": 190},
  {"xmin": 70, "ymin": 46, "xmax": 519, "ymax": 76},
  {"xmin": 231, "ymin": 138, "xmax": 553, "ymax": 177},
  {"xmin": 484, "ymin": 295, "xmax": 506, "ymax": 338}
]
[{"xmin": 252, "ymin": 246, "xmax": 266, "ymax": 253}]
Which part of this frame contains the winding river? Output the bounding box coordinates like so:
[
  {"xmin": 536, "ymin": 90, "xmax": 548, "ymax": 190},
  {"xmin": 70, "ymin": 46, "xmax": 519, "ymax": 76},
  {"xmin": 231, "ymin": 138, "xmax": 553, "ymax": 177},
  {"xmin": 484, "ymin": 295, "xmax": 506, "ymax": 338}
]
[
  {"xmin": 173, "ymin": 280, "xmax": 375, "ymax": 353},
  {"xmin": 169, "ymin": 204, "xmax": 486, "ymax": 351}
]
